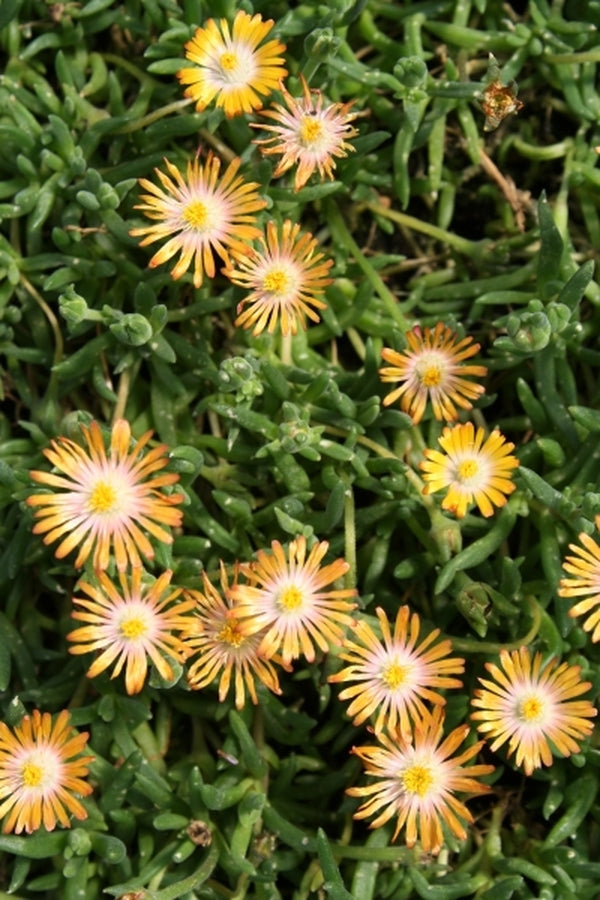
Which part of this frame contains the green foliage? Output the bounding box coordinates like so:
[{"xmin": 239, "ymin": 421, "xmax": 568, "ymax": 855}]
[{"xmin": 1, "ymin": 0, "xmax": 600, "ymax": 897}]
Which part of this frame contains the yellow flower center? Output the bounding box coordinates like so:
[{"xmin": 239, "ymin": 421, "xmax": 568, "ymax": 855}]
[
  {"xmin": 183, "ymin": 200, "xmax": 210, "ymax": 231},
  {"xmin": 22, "ymin": 761, "xmax": 43, "ymax": 787},
  {"xmin": 402, "ymin": 763, "xmax": 434, "ymax": 797},
  {"xmin": 120, "ymin": 617, "xmax": 148, "ymax": 640},
  {"xmin": 218, "ymin": 621, "xmax": 246, "ymax": 648},
  {"xmin": 88, "ymin": 481, "xmax": 118, "ymax": 514},
  {"xmin": 382, "ymin": 661, "xmax": 409, "ymax": 690},
  {"xmin": 421, "ymin": 364, "xmax": 442, "ymax": 387},
  {"xmin": 457, "ymin": 459, "xmax": 479, "ymax": 481},
  {"xmin": 519, "ymin": 694, "xmax": 545, "ymax": 723},
  {"xmin": 277, "ymin": 585, "xmax": 304, "ymax": 611},
  {"xmin": 300, "ymin": 115, "xmax": 324, "ymax": 145},
  {"xmin": 220, "ymin": 51, "xmax": 239, "ymax": 72},
  {"xmin": 263, "ymin": 267, "xmax": 292, "ymax": 297}
]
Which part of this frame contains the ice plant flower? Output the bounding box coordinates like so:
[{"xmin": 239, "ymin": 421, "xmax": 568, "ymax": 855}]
[
  {"xmin": 379, "ymin": 323, "xmax": 487, "ymax": 424},
  {"xmin": 224, "ymin": 219, "xmax": 333, "ymax": 336},
  {"xmin": 329, "ymin": 606, "xmax": 464, "ymax": 734},
  {"xmin": 130, "ymin": 152, "xmax": 266, "ymax": 288},
  {"xmin": 27, "ymin": 419, "xmax": 184, "ymax": 572},
  {"xmin": 0, "ymin": 710, "xmax": 93, "ymax": 835},
  {"xmin": 559, "ymin": 522, "xmax": 600, "ymax": 642},
  {"xmin": 68, "ymin": 567, "xmax": 195, "ymax": 695},
  {"xmin": 420, "ymin": 422, "xmax": 519, "ymax": 518},
  {"xmin": 230, "ymin": 536, "xmax": 357, "ymax": 666},
  {"xmin": 176, "ymin": 10, "xmax": 287, "ymax": 118},
  {"xmin": 182, "ymin": 563, "xmax": 286, "ymax": 709},
  {"xmin": 252, "ymin": 75, "xmax": 359, "ymax": 191},
  {"xmin": 471, "ymin": 647, "xmax": 597, "ymax": 775},
  {"xmin": 348, "ymin": 706, "xmax": 494, "ymax": 854}
]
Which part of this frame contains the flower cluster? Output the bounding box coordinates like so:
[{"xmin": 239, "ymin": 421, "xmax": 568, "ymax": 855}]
[
  {"xmin": 130, "ymin": 9, "xmax": 360, "ymax": 337},
  {"xmin": 23, "ymin": 415, "xmax": 358, "ymax": 833},
  {"xmin": 16, "ymin": 10, "xmax": 598, "ymax": 862}
]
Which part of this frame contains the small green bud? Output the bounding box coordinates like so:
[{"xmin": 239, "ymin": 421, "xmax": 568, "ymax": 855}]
[
  {"xmin": 394, "ymin": 56, "xmax": 428, "ymax": 88},
  {"xmin": 304, "ymin": 27, "xmax": 341, "ymax": 60},
  {"xmin": 109, "ymin": 313, "xmax": 153, "ymax": 346}
]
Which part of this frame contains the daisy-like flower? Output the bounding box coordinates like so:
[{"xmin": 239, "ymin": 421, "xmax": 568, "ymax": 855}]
[
  {"xmin": 68, "ymin": 567, "xmax": 195, "ymax": 695},
  {"xmin": 224, "ymin": 219, "xmax": 333, "ymax": 336},
  {"xmin": 558, "ymin": 521, "xmax": 600, "ymax": 642},
  {"xmin": 230, "ymin": 536, "xmax": 357, "ymax": 666},
  {"xmin": 420, "ymin": 422, "xmax": 519, "ymax": 518},
  {"xmin": 348, "ymin": 706, "xmax": 494, "ymax": 854},
  {"xmin": 379, "ymin": 323, "xmax": 488, "ymax": 424},
  {"xmin": 0, "ymin": 710, "xmax": 93, "ymax": 835},
  {"xmin": 182, "ymin": 563, "xmax": 287, "ymax": 709},
  {"xmin": 252, "ymin": 75, "xmax": 359, "ymax": 192},
  {"xmin": 129, "ymin": 152, "xmax": 266, "ymax": 288},
  {"xmin": 329, "ymin": 606, "xmax": 464, "ymax": 735},
  {"xmin": 27, "ymin": 419, "xmax": 184, "ymax": 572},
  {"xmin": 176, "ymin": 10, "xmax": 287, "ymax": 118},
  {"xmin": 471, "ymin": 646, "xmax": 597, "ymax": 775}
]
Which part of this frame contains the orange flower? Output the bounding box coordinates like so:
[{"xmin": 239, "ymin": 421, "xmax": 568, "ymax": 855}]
[
  {"xmin": 559, "ymin": 520, "xmax": 600, "ymax": 642},
  {"xmin": 230, "ymin": 536, "xmax": 357, "ymax": 665},
  {"xmin": 471, "ymin": 647, "xmax": 597, "ymax": 775},
  {"xmin": 68, "ymin": 568, "xmax": 195, "ymax": 695},
  {"xmin": 420, "ymin": 422, "xmax": 519, "ymax": 518},
  {"xmin": 27, "ymin": 419, "xmax": 184, "ymax": 571},
  {"xmin": 329, "ymin": 606, "xmax": 464, "ymax": 734},
  {"xmin": 252, "ymin": 75, "xmax": 359, "ymax": 191},
  {"xmin": 130, "ymin": 153, "xmax": 266, "ymax": 288},
  {"xmin": 379, "ymin": 323, "xmax": 487, "ymax": 424},
  {"xmin": 177, "ymin": 10, "xmax": 287, "ymax": 118},
  {"xmin": 224, "ymin": 219, "xmax": 333, "ymax": 336},
  {"xmin": 348, "ymin": 706, "xmax": 494, "ymax": 854},
  {"xmin": 0, "ymin": 710, "xmax": 93, "ymax": 834},
  {"xmin": 182, "ymin": 563, "xmax": 286, "ymax": 709}
]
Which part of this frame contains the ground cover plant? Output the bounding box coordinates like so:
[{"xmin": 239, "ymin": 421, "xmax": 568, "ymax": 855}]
[{"xmin": 0, "ymin": 0, "xmax": 599, "ymax": 897}]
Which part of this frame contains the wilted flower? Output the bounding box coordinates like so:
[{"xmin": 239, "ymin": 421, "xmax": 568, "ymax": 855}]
[{"xmin": 183, "ymin": 563, "xmax": 286, "ymax": 709}]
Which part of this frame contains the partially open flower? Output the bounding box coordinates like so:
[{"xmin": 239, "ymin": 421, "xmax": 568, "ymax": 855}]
[{"xmin": 252, "ymin": 75, "xmax": 359, "ymax": 191}]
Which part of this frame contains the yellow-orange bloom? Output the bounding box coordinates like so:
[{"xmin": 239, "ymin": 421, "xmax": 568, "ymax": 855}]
[
  {"xmin": 329, "ymin": 606, "xmax": 464, "ymax": 734},
  {"xmin": 224, "ymin": 219, "xmax": 333, "ymax": 336},
  {"xmin": 27, "ymin": 419, "xmax": 184, "ymax": 571},
  {"xmin": 177, "ymin": 11, "xmax": 287, "ymax": 118},
  {"xmin": 182, "ymin": 563, "xmax": 286, "ymax": 709},
  {"xmin": 379, "ymin": 323, "xmax": 487, "ymax": 424},
  {"xmin": 0, "ymin": 710, "xmax": 93, "ymax": 834},
  {"xmin": 471, "ymin": 647, "xmax": 597, "ymax": 775},
  {"xmin": 130, "ymin": 153, "xmax": 266, "ymax": 288},
  {"xmin": 230, "ymin": 536, "xmax": 357, "ymax": 666},
  {"xmin": 559, "ymin": 519, "xmax": 600, "ymax": 642},
  {"xmin": 348, "ymin": 706, "xmax": 494, "ymax": 854},
  {"xmin": 420, "ymin": 422, "xmax": 519, "ymax": 518},
  {"xmin": 68, "ymin": 567, "xmax": 195, "ymax": 695},
  {"xmin": 252, "ymin": 75, "xmax": 359, "ymax": 191}
]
